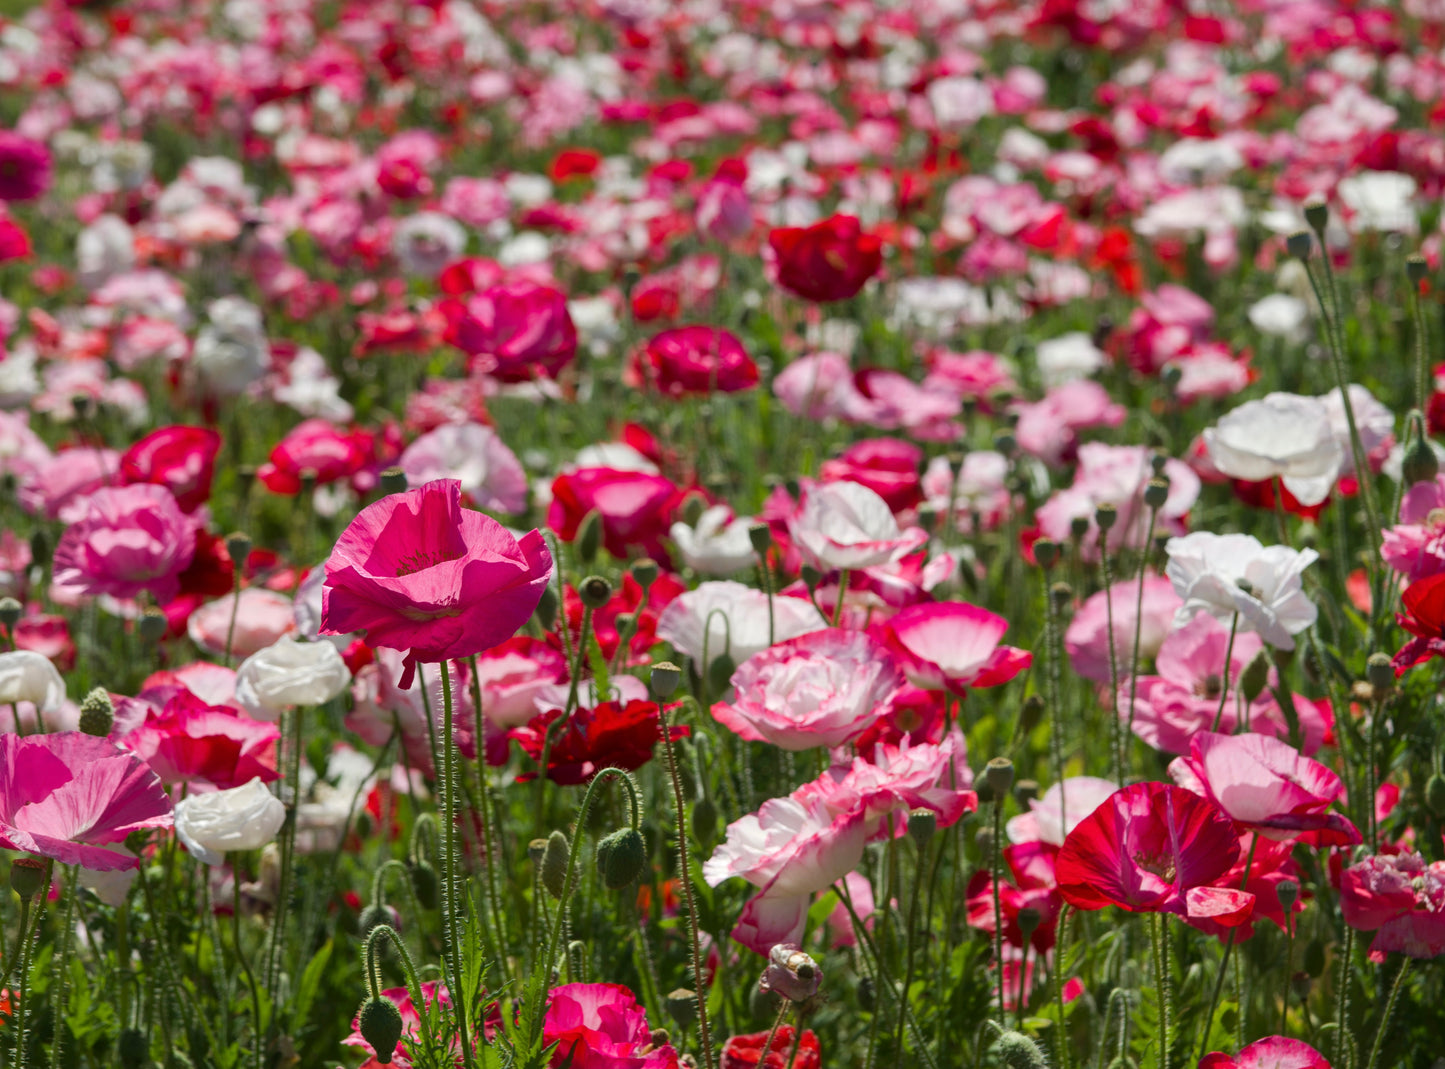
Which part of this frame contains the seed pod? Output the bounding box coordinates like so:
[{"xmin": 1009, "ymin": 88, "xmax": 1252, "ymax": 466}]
[
  {"xmin": 631, "ymin": 559, "xmax": 659, "ymax": 589},
  {"xmin": 10, "ymin": 857, "xmax": 46, "ymax": 900},
  {"xmin": 1302, "ymin": 199, "xmax": 1328, "ymax": 234},
  {"xmin": 0, "ymin": 598, "xmax": 19, "ymax": 629},
  {"xmin": 595, "ymin": 827, "xmax": 647, "ymax": 889},
  {"xmin": 225, "ymin": 531, "xmax": 252, "ymax": 565},
  {"xmin": 748, "ymin": 523, "xmax": 773, "ymax": 555},
  {"xmin": 1366, "ymin": 653, "xmax": 1394, "ymax": 693},
  {"xmin": 541, "ymin": 830, "xmax": 571, "ymax": 899},
  {"xmin": 379, "ymin": 468, "xmax": 408, "ymax": 495},
  {"xmin": 1286, "ymin": 230, "xmax": 1314, "ymax": 260},
  {"xmin": 993, "ymin": 1029, "xmax": 1050, "ymax": 1069},
  {"xmin": 357, "ymin": 996, "xmax": 405, "ymax": 1065},
  {"xmin": 650, "ymin": 662, "xmax": 682, "ymax": 700},
  {"xmin": 985, "ymin": 757, "xmax": 1014, "ymax": 799},
  {"xmin": 78, "ymin": 687, "xmax": 115, "ymax": 737},
  {"xmin": 907, "ymin": 808, "xmax": 937, "ymax": 845},
  {"xmin": 666, "ymin": 988, "xmax": 698, "ymax": 1028}
]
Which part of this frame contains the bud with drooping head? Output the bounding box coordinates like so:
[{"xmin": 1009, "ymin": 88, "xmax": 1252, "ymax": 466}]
[
  {"xmin": 357, "ymin": 995, "xmax": 405, "ymax": 1065},
  {"xmin": 576, "ymin": 510, "xmax": 603, "ymax": 564},
  {"xmin": 1239, "ymin": 650, "xmax": 1272, "ymax": 705},
  {"xmin": 992, "ymin": 1029, "xmax": 1050, "ymax": 1069},
  {"xmin": 595, "ymin": 826, "xmax": 647, "ymax": 889},
  {"xmin": 541, "ymin": 830, "xmax": 570, "ymax": 899},
  {"xmin": 409, "ymin": 860, "xmax": 437, "ymax": 910},
  {"xmin": 1427, "ymin": 773, "xmax": 1445, "ymax": 817},
  {"xmin": 78, "ymin": 687, "xmax": 115, "ymax": 737}
]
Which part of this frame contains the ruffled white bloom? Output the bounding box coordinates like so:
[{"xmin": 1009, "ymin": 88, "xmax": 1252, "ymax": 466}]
[
  {"xmin": 1164, "ymin": 532, "xmax": 1319, "ymax": 649},
  {"xmin": 1035, "ymin": 332, "xmax": 1106, "ymax": 389},
  {"xmin": 671, "ymin": 506, "xmax": 757, "ymax": 576},
  {"xmin": 0, "ymin": 650, "xmax": 64, "ymax": 713},
  {"xmin": 1247, "ymin": 294, "xmax": 1309, "ymax": 340},
  {"xmin": 1203, "ymin": 392, "xmax": 1343, "ymax": 506},
  {"xmin": 790, "ymin": 482, "xmax": 927, "ymax": 571},
  {"xmin": 175, "ymin": 778, "xmax": 287, "ymax": 865},
  {"xmin": 192, "ymin": 297, "xmax": 268, "ymax": 398},
  {"xmin": 392, "ymin": 212, "xmax": 467, "ymax": 278},
  {"xmin": 399, "ymin": 422, "xmax": 528, "ymax": 514},
  {"xmin": 656, "ymin": 581, "xmax": 827, "ymax": 668},
  {"xmin": 1337, "ymin": 170, "xmax": 1417, "ymax": 233},
  {"xmin": 235, "ymin": 636, "xmax": 350, "ymax": 722}
]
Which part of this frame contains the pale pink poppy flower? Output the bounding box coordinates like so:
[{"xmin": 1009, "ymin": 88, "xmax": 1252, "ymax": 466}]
[
  {"xmin": 0, "ymin": 410, "xmax": 51, "ymax": 482},
  {"xmin": 772, "ymin": 352, "xmax": 873, "ymax": 422},
  {"xmin": 656, "ymin": 581, "xmax": 827, "ymax": 670},
  {"xmin": 1340, "ymin": 850, "xmax": 1445, "ymax": 962},
  {"xmin": 712, "ymin": 629, "xmax": 904, "ymax": 751},
  {"xmin": 398, "ymin": 422, "xmax": 528, "ymax": 514},
  {"xmin": 851, "ymin": 369, "xmax": 963, "ymax": 441},
  {"xmin": 1383, "ymin": 474, "xmax": 1445, "ymax": 580},
  {"xmin": 18, "ymin": 447, "xmax": 119, "ymax": 521},
  {"xmin": 187, "ymin": 589, "xmax": 296, "ymax": 660},
  {"xmin": 347, "ymin": 650, "xmax": 474, "ymax": 775},
  {"xmin": 1013, "ymin": 380, "xmax": 1126, "ymax": 466},
  {"xmin": 148, "ymin": 662, "xmax": 242, "ymax": 712},
  {"xmin": 52, "ymin": 484, "xmax": 199, "ymax": 603},
  {"xmin": 1169, "ymin": 731, "xmax": 1361, "ymax": 845},
  {"xmin": 923, "ymin": 349, "xmax": 1017, "ymax": 400},
  {"xmin": 1199, "ymin": 1037, "xmax": 1331, "ymax": 1069},
  {"xmin": 921, "ymin": 452, "xmax": 1012, "ymax": 534},
  {"xmin": 1064, "ymin": 573, "xmax": 1182, "ymax": 683},
  {"xmin": 472, "ymin": 637, "xmax": 569, "ymax": 729},
  {"xmin": 1007, "ymin": 776, "xmax": 1120, "ymax": 847},
  {"xmin": 1170, "ymin": 346, "xmax": 1254, "ymax": 403},
  {"xmin": 669, "ymin": 505, "xmax": 758, "ymax": 576},
  {"xmin": 0, "ymin": 732, "xmax": 171, "ymax": 870},
  {"xmin": 823, "ymin": 729, "xmax": 977, "ymax": 837},
  {"xmin": 790, "ymin": 481, "xmax": 928, "ymax": 572},
  {"xmin": 875, "ymin": 601, "xmax": 1031, "ymax": 695},
  {"xmin": 1035, "ymin": 443, "xmax": 1200, "ymax": 561}
]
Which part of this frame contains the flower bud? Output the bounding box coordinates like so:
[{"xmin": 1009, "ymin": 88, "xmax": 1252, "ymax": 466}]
[
  {"xmin": 595, "ymin": 826, "xmax": 648, "ymax": 889},
  {"xmin": 631, "ymin": 559, "xmax": 659, "ymax": 589},
  {"xmin": 1033, "ymin": 539, "xmax": 1059, "ymax": 570},
  {"xmin": 1303, "ymin": 937, "xmax": 1326, "ymax": 977},
  {"xmin": 1143, "ymin": 478, "xmax": 1169, "ymax": 509},
  {"xmin": 707, "ymin": 651, "xmax": 736, "ymax": 695},
  {"xmin": 1161, "ymin": 364, "xmax": 1183, "ymax": 391},
  {"xmin": 1017, "ymin": 906, "xmax": 1043, "ymax": 942},
  {"xmin": 579, "ymin": 574, "xmax": 613, "ymax": 610},
  {"xmin": 357, "ymin": 995, "xmax": 405, "ymax": 1065},
  {"xmin": 0, "ymin": 598, "xmax": 20, "ymax": 629},
  {"xmin": 1426, "ymin": 772, "xmax": 1445, "ymax": 817},
  {"xmin": 541, "ymin": 830, "xmax": 570, "ymax": 899},
  {"xmin": 1403, "ymin": 429, "xmax": 1439, "ymax": 486},
  {"xmin": 138, "ymin": 609, "xmax": 168, "ymax": 643},
  {"xmin": 1276, "ymin": 879, "xmax": 1299, "ymax": 913},
  {"xmin": 1286, "ymin": 230, "xmax": 1314, "ymax": 260},
  {"xmin": 78, "ymin": 687, "xmax": 115, "ymax": 737},
  {"xmin": 748, "ymin": 524, "xmax": 773, "ymax": 555},
  {"xmin": 907, "ymin": 808, "xmax": 937, "ymax": 845},
  {"xmin": 680, "ymin": 492, "xmax": 706, "ymax": 527},
  {"xmin": 379, "ymin": 468, "xmax": 408, "ymax": 496},
  {"xmin": 691, "ymin": 792, "xmax": 718, "ymax": 846},
  {"xmin": 1235, "ymin": 577, "xmax": 1254, "ymax": 595},
  {"xmin": 650, "ymin": 661, "xmax": 681, "ymax": 700},
  {"xmin": 1366, "ymin": 652, "xmax": 1394, "ymax": 693},
  {"xmin": 666, "ymin": 989, "xmax": 698, "ymax": 1028},
  {"xmin": 1018, "ymin": 695, "xmax": 1045, "ymax": 734},
  {"xmin": 410, "ymin": 860, "xmax": 438, "ymax": 910},
  {"xmin": 576, "ymin": 510, "xmax": 603, "ymax": 564},
  {"xmin": 225, "ymin": 531, "xmax": 252, "ymax": 567},
  {"xmin": 534, "ymin": 585, "xmax": 559, "ymax": 629},
  {"xmin": 857, "ymin": 975, "xmax": 876, "ymax": 1012},
  {"xmin": 359, "ymin": 903, "xmax": 393, "ymax": 940},
  {"xmin": 28, "ymin": 530, "xmax": 49, "ymax": 570},
  {"xmin": 1239, "ymin": 650, "xmax": 1272, "ymax": 705},
  {"xmin": 1303, "ymin": 199, "xmax": 1329, "ymax": 235},
  {"xmin": 10, "ymin": 857, "xmax": 46, "ymax": 900},
  {"xmin": 1408, "ymin": 254, "xmax": 1429, "ymax": 285},
  {"xmin": 993, "ymin": 1030, "xmax": 1050, "ymax": 1069},
  {"xmin": 985, "ymin": 757, "xmax": 1014, "ymax": 800},
  {"xmin": 1014, "ymin": 779, "xmax": 1039, "ymax": 806}
]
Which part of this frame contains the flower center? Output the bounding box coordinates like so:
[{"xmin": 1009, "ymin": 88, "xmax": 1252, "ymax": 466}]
[
  {"xmin": 394, "ymin": 548, "xmax": 458, "ymax": 576},
  {"xmin": 1133, "ymin": 849, "xmax": 1177, "ymax": 882},
  {"xmin": 1194, "ymin": 674, "xmax": 1223, "ymax": 700}
]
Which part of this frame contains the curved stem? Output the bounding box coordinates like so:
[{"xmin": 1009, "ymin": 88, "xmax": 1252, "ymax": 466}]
[
  {"xmin": 365, "ymin": 924, "xmax": 441, "ymax": 1060},
  {"xmin": 1209, "ymin": 613, "xmax": 1240, "ymax": 733}
]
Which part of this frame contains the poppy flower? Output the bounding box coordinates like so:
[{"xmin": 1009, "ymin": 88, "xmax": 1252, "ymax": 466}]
[
  {"xmin": 1392, "ymin": 572, "xmax": 1445, "ymax": 674},
  {"xmin": 0, "ymin": 132, "xmax": 52, "ymax": 202},
  {"xmin": 1340, "ymin": 850, "xmax": 1445, "ymax": 962},
  {"xmin": 511, "ymin": 699, "xmax": 687, "ymax": 785},
  {"xmin": 119, "ymin": 425, "xmax": 222, "ymax": 513},
  {"xmin": 819, "ymin": 438, "xmax": 925, "ymax": 513},
  {"xmin": 542, "ymin": 983, "xmax": 679, "ymax": 1069},
  {"xmin": 320, "ymin": 479, "xmax": 553, "ymax": 688},
  {"xmin": 1199, "ymin": 1037, "xmax": 1332, "ymax": 1069},
  {"xmin": 257, "ymin": 419, "xmax": 369, "ymax": 495},
  {"xmin": 769, "ymin": 214, "xmax": 882, "ymax": 303},
  {"xmin": 440, "ymin": 279, "xmax": 577, "ymax": 382},
  {"xmin": 876, "ymin": 601, "xmax": 1032, "ymax": 695},
  {"xmin": 52, "ymin": 484, "xmax": 200, "ymax": 604},
  {"xmin": 0, "ymin": 732, "xmax": 172, "ymax": 871},
  {"xmin": 628, "ymin": 325, "xmax": 758, "ymax": 396},
  {"xmin": 547, "ymin": 466, "xmax": 681, "ymax": 563},
  {"xmin": 122, "ymin": 689, "xmax": 280, "ymax": 790},
  {"xmin": 966, "ymin": 840, "xmax": 1063, "ymax": 952},
  {"xmin": 720, "ymin": 1026, "xmax": 821, "ymax": 1069},
  {"xmin": 1055, "ymin": 781, "xmax": 1254, "ymax": 926}
]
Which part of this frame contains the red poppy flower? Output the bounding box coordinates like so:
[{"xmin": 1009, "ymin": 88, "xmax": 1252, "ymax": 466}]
[
  {"xmin": 818, "ymin": 437, "xmax": 924, "ymax": 513},
  {"xmin": 555, "ymin": 571, "xmax": 686, "ymax": 665},
  {"xmin": 768, "ymin": 214, "xmax": 882, "ymax": 303},
  {"xmin": 1393, "ymin": 572, "xmax": 1445, "ymax": 675},
  {"xmin": 1055, "ymin": 781, "xmax": 1254, "ymax": 927},
  {"xmin": 966, "ymin": 840, "xmax": 1062, "ymax": 952},
  {"xmin": 511, "ymin": 700, "xmax": 687, "ymax": 785},
  {"xmin": 720, "ymin": 1027, "xmax": 821, "ymax": 1069},
  {"xmin": 628, "ymin": 326, "xmax": 758, "ymax": 396},
  {"xmin": 120, "ymin": 425, "xmax": 221, "ymax": 513}
]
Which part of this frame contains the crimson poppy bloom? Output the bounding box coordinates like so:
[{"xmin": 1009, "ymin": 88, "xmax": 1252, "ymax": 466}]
[
  {"xmin": 257, "ymin": 419, "xmax": 369, "ymax": 495},
  {"xmin": 0, "ymin": 132, "xmax": 51, "ymax": 202},
  {"xmin": 1392, "ymin": 572, "xmax": 1445, "ymax": 675},
  {"xmin": 440, "ymin": 279, "xmax": 577, "ymax": 382},
  {"xmin": 966, "ymin": 840, "xmax": 1062, "ymax": 952},
  {"xmin": 123, "ymin": 689, "xmax": 280, "ymax": 791},
  {"xmin": 1055, "ymin": 781, "xmax": 1254, "ymax": 926},
  {"xmin": 1340, "ymin": 851, "xmax": 1445, "ymax": 962},
  {"xmin": 120, "ymin": 425, "xmax": 222, "ymax": 513},
  {"xmin": 1200, "ymin": 1037, "xmax": 1330, "ymax": 1069},
  {"xmin": 511, "ymin": 700, "xmax": 687, "ymax": 785},
  {"xmin": 628, "ymin": 326, "xmax": 758, "ymax": 396},
  {"xmin": 720, "ymin": 1026, "xmax": 821, "ymax": 1069},
  {"xmin": 547, "ymin": 466, "xmax": 682, "ymax": 563},
  {"xmin": 320, "ymin": 479, "xmax": 553, "ymax": 687},
  {"xmin": 768, "ymin": 214, "xmax": 882, "ymax": 303}
]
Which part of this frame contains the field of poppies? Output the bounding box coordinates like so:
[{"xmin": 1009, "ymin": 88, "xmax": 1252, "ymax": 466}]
[{"xmin": 5, "ymin": 1, "xmax": 1445, "ymax": 1068}]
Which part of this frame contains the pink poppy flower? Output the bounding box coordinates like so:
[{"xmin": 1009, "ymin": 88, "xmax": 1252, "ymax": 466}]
[
  {"xmin": 819, "ymin": 438, "xmax": 924, "ymax": 514},
  {"xmin": 1199, "ymin": 1036, "xmax": 1332, "ymax": 1069},
  {"xmin": 187, "ymin": 589, "xmax": 296, "ymax": 660},
  {"xmin": 875, "ymin": 601, "xmax": 1032, "ymax": 695},
  {"xmin": 0, "ymin": 732, "xmax": 172, "ymax": 870},
  {"xmin": 1064, "ymin": 573, "xmax": 1182, "ymax": 683},
  {"xmin": 343, "ymin": 982, "xmax": 500, "ymax": 1069},
  {"xmin": 321, "ymin": 479, "xmax": 553, "ymax": 688},
  {"xmin": 1340, "ymin": 851, "xmax": 1445, "ymax": 962},
  {"xmin": 472, "ymin": 637, "xmax": 569, "ymax": 729},
  {"xmin": 398, "ymin": 422, "xmax": 528, "ymax": 515},
  {"xmin": 257, "ymin": 419, "xmax": 369, "ymax": 496},
  {"xmin": 1006, "ymin": 776, "xmax": 1121, "ymax": 847},
  {"xmin": 122, "ymin": 689, "xmax": 280, "ymax": 791},
  {"xmin": 713, "ymin": 629, "xmax": 904, "ymax": 751},
  {"xmin": 1382, "ymin": 474, "xmax": 1445, "ymax": 581},
  {"xmin": 547, "ymin": 466, "xmax": 681, "ymax": 563},
  {"xmin": 441, "ymin": 279, "xmax": 578, "ymax": 382},
  {"xmin": 628, "ymin": 325, "xmax": 759, "ymax": 396},
  {"xmin": 1056, "ymin": 781, "xmax": 1254, "ymax": 925},
  {"xmin": 1168, "ymin": 732, "xmax": 1361, "ymax": 845},
  {"xmin": 18, "ymin": 447, "xmax": 119, "ymax": 521},
  {"xmin": 52, "ymin": 484, "xmax": 199, "ymax": 603},
  {"xmin": 542, "ymin": 983, "xmax": 679, "ymax": 1069},
  {"xmin": 0, "ymin": 132, "xmax": 52, "ymax": 202},
  {"xmin": 789, "ymin": 481, "xmax": 928, "ymax": 572},
  {"xmin": 348, "ymin": 650, "xmax": 476, "ymax": 775},
  {"xmin": 1013, "ymin": 380, "xmax": 1126, "ymax": 467},
  {"xmin": 966, "ymin": 840, "xmax": 1062, "ymax": 952},
  {"xmin": 772, "ymin": 352, "xmax": 874, "ymax": 422}
]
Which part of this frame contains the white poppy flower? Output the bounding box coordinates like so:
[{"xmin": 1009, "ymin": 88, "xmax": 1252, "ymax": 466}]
[
  {"xmin": 671, "ymin": 506, "xmax": 758, "ymax": 577},
  {"xmin": 1203, "ymin": 393, "xmax": 1343, "ymax": 506},
  {"xmin": 235, "ymin": 636, "xmax": 350, "ymax": 722},
  {"xmin": 789, "ymin": 482, "xmax": 927, "ymax": 571},
  {"xmin": 0, "ymin": 650, "xmax": 65, "ymax": 713},
  {"xmin": 175, "ymin": 778, "xmax": 287, "ymax": 865},
  {"xmin": 1165, "ymin": 532, "xmax": 1319, "ymax": 649},
  {"xmin": 656, "ymin": 581, "xmax": 827, "ymax": 668}
]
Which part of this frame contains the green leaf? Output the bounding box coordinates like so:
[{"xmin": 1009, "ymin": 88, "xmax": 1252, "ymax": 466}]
[{"xmin": 289, "ymin": 940, "xmax": 332, "ymax": 1034}]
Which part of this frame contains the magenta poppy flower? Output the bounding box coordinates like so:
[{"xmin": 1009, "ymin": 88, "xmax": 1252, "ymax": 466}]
[
  {"xmin": 441, "ymin": 278, "xmax": 578, "ymax": 382},
  {"xmin": 547, "ymin": 466, "xmax": 681, "ymax": 563},
  {"xmin": 0, "ymin": 732, "xmax": 172, "ymax": 870},
  {"xmin": 628, "ymin": 325, "xmax": 759, "ymax": 396},
  {"xmin": 1340, "ymin": 851, "xmax": 1445, "ymax": 962},
  {"xmin": 0, "ymin": 132, "xmax": 52, "ymax": 202},
  {"xmin": 257, "ymin": 419, "xmax": 369, "ymax": 495},
  {"xmin": 1168, "ymin": 732, "xmax": 1361, "ymax": 846},
  {"xmin": 1055, "ymin": 781, "xmax": 1254, "ymax": 926},
  {"xmin": 1199, "ymin": 1036, "xmax": 1331, "ymax": 1069},
  {"xmin": 123, "ymin": 688, "xmax": 281, "ymax": 791},
  {"xmin": 876, "ymin": 601, "xmax": 1032, "ymax": 695},
  {"xmin": 542, "ymin": 983, "xmax": 679, "ymax": 1069},
  {"xmin": 120, "ymin": 425, "xmax": 222, "ymax": 513},
  {"xmin": 52, "ymin": 484, "xmax": 200, "ymax": 603},
  {"xmin": 320, "ymin": 479, "xmax": 553, "ymax": 687}
]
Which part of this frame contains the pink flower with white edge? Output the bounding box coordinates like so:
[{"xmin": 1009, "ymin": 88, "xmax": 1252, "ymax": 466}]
[
  {"xmin": 876, "ymin": 601, "xmax": 1031, "ymax": 695},
  {"xmin": 1340, "ymin": 850, "xmax": 1445, "ymax": 962},
  {"xmin": 1169, "ymin": 731, "xmax": 1361, "ymax": 845},
  {"xmin": 712, "ymin": 629, "xmax": 904, "ymax": 751},
  {"xmin": 472, "ymin": 637, "xmax": 569, "ymax": 729},
  {"xmin": 1064, "ymin": 573, "xmax": 1181, "ymax": 684},
  {"xmin": 789, "ymin": 481, "xmax": 928, "ymax": 572},
  {"xmin": 1199, "ymin": 1037, "xmax": 1332, "ymax": 1069}
]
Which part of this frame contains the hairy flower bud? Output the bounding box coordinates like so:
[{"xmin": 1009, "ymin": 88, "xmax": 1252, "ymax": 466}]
[
  {"xmin": 595, "ymin": 826, "xmax": 647, "ymax": 889},
  {"xmin": 579, "ymin": 574, "xmax": 613, "ymax": 610},
  {"xmin": 78, "ymin": 687, "xmax": 115, "ymax": 737},
  {"xmin": 357, "ymin": 996, "xmax": 405, "ymax": 1065},
  {"xmin": 541, "ymin": 830, "xmax": 570, "ymax": 899}
]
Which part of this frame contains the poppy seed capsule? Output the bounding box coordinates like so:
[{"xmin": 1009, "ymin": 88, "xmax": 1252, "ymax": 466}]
[
  {"xmin": 1286, "ymin": 229, "xmax": 1314, "ymax": 260},
  {"xmin": 666, "ymin": 989, "xmax": 698, "ymax": 1027},
  {"xmin": 1366, "ymin": 653, "xmax": 1394, "ymax": 692},
  {"xmin": 138, "ymin": 609, "xmax": 168, "ymax": 643},
  {"xmin": 650, "ymin": 661, "xmax": 681, "ymax": 700},
  {"xmin": 579, "ymin": 574, "xmax": 613, "ymax": 609},
  {"xmin": 1014, "ymin": 780, "xmax": 1040, "ymax": 806},
  {"xmin": 225, "ymin": 531, "xmax": 252, "ymax": 565},
  {"xmin": 1276, "ymin": 879, "xmax": 1300, "ymax": 913},
  {"xmin": 907, "ymin": 808, "xmax": 937, "ymax": 844},
  {"xmin": 631, "ymin": 559, "xmax": 659, "ymax": 589},
  {"xmin": 10, "ymin": 857, "xmax": 46, "ymax": 900},
  {"xmin": 0, "ymin": 598, "xmax": 19, "ymax": 629},
  {"xmin": 985, "ymin": 758, "xmax": 1014, "ymax": 799},
  {"xmin": 379, "ymin": 467, "xmax": 408, "ymax": 495},
  {"xmin": 1303, "ymin": 199, "xmax": 1329, "ymax": 234},
  {"xmin": 357, "ymin": 996, "xmax": 405, "ymax": 1065},
  {"xmin": 1407, "ymin": 254, "xmax": 1429, "ymax": 285},
  {"xmin": 1095, "ymin": 503, "xmax": 1117, "ymax": 531},
  {"xmin": 1143, "ymin": 478, "xmax": 1169, "ymax": 509},
  {"xmin": 1033, "ymin": 539, "xmax": 1060, "ymax": 570},
  {"xmin": 748, "ymin": 523, "xmax": 773, "ymax": 555}
]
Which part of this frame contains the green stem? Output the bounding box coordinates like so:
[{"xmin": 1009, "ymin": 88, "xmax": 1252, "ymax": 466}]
[
  {"xmin": 1334, "ymin": 926, "xmax": 1355, "ymax": 1069},
  {"xmin": 265, "ymin": 701, "xmax": 306, "ymax": 1005},
  {"xmin": 892, "ymin": 835, "xmax": 927, "ymax": 1058},
  {"xmin": 1209, "ymin": 613, "xmax": 1240, "ymax": 733},
  {"xmin": 1153, "ymin": 913, "xmax": 1171, "ymax": 1069},
  {"xmin": 232, "ymin": 865, "xmax": 265, "ymax": 1069},
  {"xmin": 45, "ymin": 867, "xmax": 78, "ymax": 1069},
  {"xmin": 1054, "ymin": 905, "xmax": 1072, "ymax": 1069},
  {"xmin": 1123, "ymin": 502, "xmax": 1160, "ymax": 755},
  {"xmin": 991, "ymin": 801, "xmax": 1007, "ymax": 1024},
  {"xmin": 9, "ymin": 896, "xmax": 32, "ymax": 1069},
  {"xmin": 436, "ymin": 662, "xmax": 478, "ymax": 1069},
  {"xmin": 1365, "ymin": 957, "xmax": 1411, "ymax": 1069},
  {"xmin": 1099, "ymin": 530, "xmax": 1124, "ymax": 785}
]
